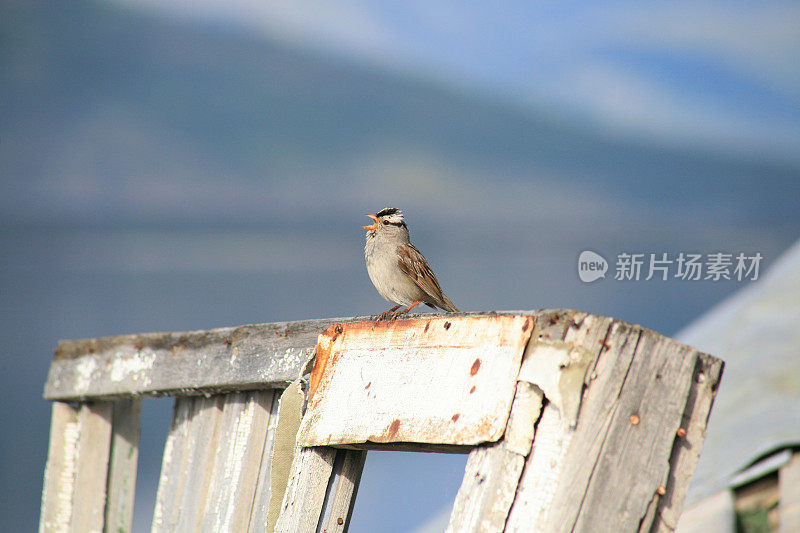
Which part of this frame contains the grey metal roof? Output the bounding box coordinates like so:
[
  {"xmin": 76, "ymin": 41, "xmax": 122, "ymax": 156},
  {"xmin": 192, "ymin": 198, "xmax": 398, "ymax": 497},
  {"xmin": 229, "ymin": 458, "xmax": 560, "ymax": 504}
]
[{"xmin": 677, "ymin": 239, "xmax": 800, "ymax": 506}]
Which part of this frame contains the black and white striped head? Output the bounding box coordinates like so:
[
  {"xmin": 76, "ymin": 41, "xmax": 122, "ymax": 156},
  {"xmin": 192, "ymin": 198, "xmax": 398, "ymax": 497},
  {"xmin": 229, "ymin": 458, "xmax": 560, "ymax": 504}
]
[{"xmin": 363, "ymin": 207, "xmax": 407, "ymax": 232}]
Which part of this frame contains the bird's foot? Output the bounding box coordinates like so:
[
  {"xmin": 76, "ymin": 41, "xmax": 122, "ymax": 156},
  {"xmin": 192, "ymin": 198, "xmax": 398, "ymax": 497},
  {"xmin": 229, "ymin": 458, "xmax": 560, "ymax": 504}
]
[
  {"xmin": 392, "ymin": 300, "xmax": 423, "ymax": 320},
  {"xmin": 372, "ymin": 305, "xmax": 402, "ymax": 328}
]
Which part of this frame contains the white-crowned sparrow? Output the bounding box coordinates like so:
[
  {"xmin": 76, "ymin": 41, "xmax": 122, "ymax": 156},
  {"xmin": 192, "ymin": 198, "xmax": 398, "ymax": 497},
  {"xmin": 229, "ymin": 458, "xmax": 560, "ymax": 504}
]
[{"xmin": 363, "ymin": 207, "xmax": 458, "ymax": 320}]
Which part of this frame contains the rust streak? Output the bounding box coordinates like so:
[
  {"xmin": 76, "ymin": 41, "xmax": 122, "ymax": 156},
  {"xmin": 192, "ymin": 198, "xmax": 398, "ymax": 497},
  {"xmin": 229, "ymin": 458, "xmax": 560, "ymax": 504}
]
[
  {"xmin": 367, "ymin": 418, "xmax": 404, "ymax": 443},
  {"xmin": 469, "ymin": 385, "xmax": 476, "ymax": 394},
  {"xmin": 386, "ymin": 419, "xmax": 401, "ymax": 439},
  {"xmin": 308, "ymin": 324, "xmax": 344, "ymax": 400},
  {"xmin": 451, "ymin": 413, "xmax": 460, "ymax": 422},
  {"xmin": 470, "ymin": 358, "xmax": 481, "ymax": 376}
]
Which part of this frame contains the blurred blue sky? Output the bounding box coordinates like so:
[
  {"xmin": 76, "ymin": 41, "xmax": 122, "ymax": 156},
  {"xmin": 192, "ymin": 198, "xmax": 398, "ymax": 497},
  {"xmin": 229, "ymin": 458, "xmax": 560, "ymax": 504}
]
[{"xmin": 1, "ymin": 1, "xmax": 799, "ymax": 531}]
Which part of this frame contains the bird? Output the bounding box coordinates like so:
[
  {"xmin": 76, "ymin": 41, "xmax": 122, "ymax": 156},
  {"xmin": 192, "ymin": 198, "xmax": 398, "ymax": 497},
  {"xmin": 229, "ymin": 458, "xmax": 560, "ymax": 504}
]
[{"xmin": 363, "ymin": 207, "xmax": 459, "ymax": 321}]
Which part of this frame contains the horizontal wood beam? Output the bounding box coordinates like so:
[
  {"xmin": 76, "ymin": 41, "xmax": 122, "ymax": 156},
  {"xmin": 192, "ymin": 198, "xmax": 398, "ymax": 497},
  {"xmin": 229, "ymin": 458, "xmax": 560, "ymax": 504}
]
[
  {"xmin": 44, "ymin": 311, "xmax": 545, "ymax": 401},
  {"xmin": 45, "ymin": 317, "xmax": 357, "ymax": 400}
]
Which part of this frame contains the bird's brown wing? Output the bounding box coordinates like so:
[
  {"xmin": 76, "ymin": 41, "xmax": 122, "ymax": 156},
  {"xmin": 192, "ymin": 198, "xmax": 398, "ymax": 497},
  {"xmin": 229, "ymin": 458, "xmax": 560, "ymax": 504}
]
[{"xmin": 396, "ymin": 243, "xmax": 458, "ymax": 312}]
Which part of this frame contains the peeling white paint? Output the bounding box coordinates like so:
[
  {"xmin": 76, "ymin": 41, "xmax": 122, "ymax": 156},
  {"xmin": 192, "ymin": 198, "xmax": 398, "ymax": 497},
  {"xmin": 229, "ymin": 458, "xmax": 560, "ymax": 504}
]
[
  {"xmin": 518, "ymin": 341, "xmax": 591, "ymax": 429},
  {"xmin": 74, "ymin": 357, "xmax": 99, "ymax": 394},
  {"xmin": 213, "ymin": 398, "xmax": 257, "ymax": 531},
  {"xmin": 229, "ymin": 347, "xmax": 239, "ymax": 366},
  {"xmin": 55, "ymin": 420, "xmax": 79, "ymax": 530},
  {"xmin": 109, "ymin": 350, "xmax": 156, "ymax": 386}
]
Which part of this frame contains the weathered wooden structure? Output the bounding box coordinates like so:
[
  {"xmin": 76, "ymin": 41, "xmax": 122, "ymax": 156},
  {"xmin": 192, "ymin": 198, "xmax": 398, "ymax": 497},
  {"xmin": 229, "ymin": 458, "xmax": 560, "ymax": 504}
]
[{"xmin": 40, "ymin": 310, "xmax": 722, "ymax": 532}]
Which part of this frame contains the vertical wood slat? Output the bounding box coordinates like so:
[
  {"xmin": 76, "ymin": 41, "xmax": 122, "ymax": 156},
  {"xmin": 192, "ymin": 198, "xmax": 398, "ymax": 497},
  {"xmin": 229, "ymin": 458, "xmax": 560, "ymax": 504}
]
[
  {"xmin": 105, "ymin": 399, "xmax": 142, "ymax": 533},
  {"xmin": 274, "ymin": 446, "xmax": 339, "ymax": 532},
  {"xmin": 446, "ymin": 382, "xmax": 544, "ymax": 533},
  {"xmin": 71, "ymin": 402, "xmax": 114, "ymax": 532},
  {"xmin": 40, "ymin": 402, "xmax": 80, "ymax": 533},
  {"xmin": 247, "ymin": 391, "xmax": 282, "ymax": 532},
  {"xmin": 274, "ymin": 446, "xmax": 367, "ymax": 532},
  {"xmin": 202, "ymin": 390, "xmax": 277, "ymax": 532},
  {"xmin": 41, "ymin": 400, "xmax": 139, "ymax": 533},
  {"xmin": 649, "ymin": 353, "xmax": 725, "ymax": 531},
  {"xmin": 151, "ymin": 390, "xmax": 280, "ymax": 533},
  {"xmin": 318, "ymin": 449, "xmax": 367, "ymax": 533}
]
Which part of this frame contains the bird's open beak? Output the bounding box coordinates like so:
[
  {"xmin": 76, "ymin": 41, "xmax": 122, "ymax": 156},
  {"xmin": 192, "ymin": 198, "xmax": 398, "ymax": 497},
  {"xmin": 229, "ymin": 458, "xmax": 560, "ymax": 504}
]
[{"xmin": 362, "ymin": 214, "xmax": 379, "ymax": 230}]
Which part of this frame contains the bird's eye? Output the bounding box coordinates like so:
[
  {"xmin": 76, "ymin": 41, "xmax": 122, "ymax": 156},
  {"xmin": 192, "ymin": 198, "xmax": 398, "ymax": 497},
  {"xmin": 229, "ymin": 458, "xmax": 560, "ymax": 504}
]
[{"xmin": 382, "ymin": 220, "xmax": 389, "ymax": 225}]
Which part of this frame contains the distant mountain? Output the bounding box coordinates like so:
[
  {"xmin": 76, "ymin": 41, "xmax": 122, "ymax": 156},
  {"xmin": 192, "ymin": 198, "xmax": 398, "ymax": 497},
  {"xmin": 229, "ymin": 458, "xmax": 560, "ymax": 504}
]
[{"xmin": 1, "ymin": 0, "xmax": 798, "ymax": 229}]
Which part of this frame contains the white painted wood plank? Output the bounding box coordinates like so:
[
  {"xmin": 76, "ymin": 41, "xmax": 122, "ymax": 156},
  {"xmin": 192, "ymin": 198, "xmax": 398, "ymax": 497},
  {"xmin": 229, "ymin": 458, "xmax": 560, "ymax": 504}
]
[
  {"xmin": 40, "ymin": 402, "xmax": 79, "ymax": 533},
  {"xmin": 445, "ymin": 381, "xmax": 543, "ymax": 533},
  {"xmin": 152, "ymin": 395, "xmax": 226, "ymax": 532},
  {"xmin": 151, "ymin": 397, "xmax": 193, "ymax": 532},
  {"xmin": 173, "ymin": 395, "xmax": 225, "ymax": 532},
  {"xmin": 247, "ymin": 391, "xmax": 282, "ymax": 532},
  {"xmin": 780, "ymin": 451, "xmax": 800, "ymax": 532},
  {"xmin": 39, "ymin": 309, "xmax": 721, "ymax": 533},
  {"xmin": 298, "ymin": 315, "xmax": 533, "ymax": 447},
  {"xmin": 317, "ymin": 449, "xmax": 368, "ymax": 533},
  {"xmin": 71, "ymin": 401, "xmax": 114, "ymax": 533},
  {"xmin": 105, "ymin": 399, "xmax": 141, "ymax": 533},
  {"xmin": 274, "ymin": 446, "xmax": 338, "ymax": 532},
  {"xmin": 447, "ymin": 445, "xmax": 525, "ymax": 533},
  {"xmin": 504, "ymin": 402, "xmax": 572, "ymax": 531},
  {"xmin": 503, "ymin": 381, "xmax": 544, "ymax": 456},
  {"xmin": 45, "ymin": 318, "xmax": 342, "ymax": 400},
  {"xmin": 502, "ymin": 311, "xmax": 601, "ymax": 532},
  {"xmin": 202, "ymin": 390, "xmax": 277, "ymax": 532},
  {"xmin": 152, "ymin": 390, "xmax": 284, "ymax": 533}
]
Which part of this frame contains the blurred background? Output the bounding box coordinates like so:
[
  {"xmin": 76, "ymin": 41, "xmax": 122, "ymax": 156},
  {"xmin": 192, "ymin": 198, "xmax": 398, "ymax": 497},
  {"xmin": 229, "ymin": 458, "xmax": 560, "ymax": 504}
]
[{"xmin": 2, "ymin": 1, "xmax": 799, "ymax": 531}]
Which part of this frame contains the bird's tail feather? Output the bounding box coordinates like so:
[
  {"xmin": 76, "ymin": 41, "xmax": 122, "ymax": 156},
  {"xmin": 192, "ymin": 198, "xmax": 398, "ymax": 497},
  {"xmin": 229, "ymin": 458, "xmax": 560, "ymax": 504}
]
[{"xmin": 439, "ymin": 294, "xmax": 459, "ymax": 313}]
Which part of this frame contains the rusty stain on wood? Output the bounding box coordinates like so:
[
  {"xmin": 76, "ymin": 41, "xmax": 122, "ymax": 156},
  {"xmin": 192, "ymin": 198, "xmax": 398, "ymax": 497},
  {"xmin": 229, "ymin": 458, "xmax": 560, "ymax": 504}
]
[
  {"xmin": 383, "ymin": 420, "xmax": 401, "ymax": 441},
  {"xmin": 470, "ymin": 359, "xmax": 481, "ymax": 376}
]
